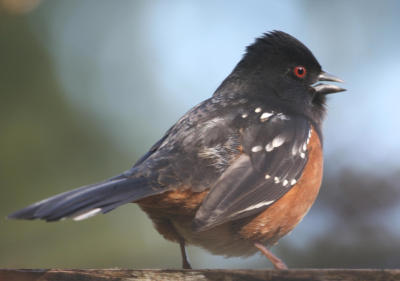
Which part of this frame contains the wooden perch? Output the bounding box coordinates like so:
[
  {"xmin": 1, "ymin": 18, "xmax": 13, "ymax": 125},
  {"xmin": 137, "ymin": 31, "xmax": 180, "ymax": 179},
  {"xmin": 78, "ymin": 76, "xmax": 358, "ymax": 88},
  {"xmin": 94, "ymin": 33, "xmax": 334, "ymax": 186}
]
[{"xmin": 0, "ymin": 269, "xmax": 400, "ymax": 281}]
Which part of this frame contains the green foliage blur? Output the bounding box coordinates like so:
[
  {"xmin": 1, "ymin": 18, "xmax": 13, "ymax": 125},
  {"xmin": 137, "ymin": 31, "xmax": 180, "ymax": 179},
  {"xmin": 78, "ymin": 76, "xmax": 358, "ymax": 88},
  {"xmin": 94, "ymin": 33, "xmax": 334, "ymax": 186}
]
[{"xmin": 0, "ymin": 4, "xmax": 181, "ymax": 268}]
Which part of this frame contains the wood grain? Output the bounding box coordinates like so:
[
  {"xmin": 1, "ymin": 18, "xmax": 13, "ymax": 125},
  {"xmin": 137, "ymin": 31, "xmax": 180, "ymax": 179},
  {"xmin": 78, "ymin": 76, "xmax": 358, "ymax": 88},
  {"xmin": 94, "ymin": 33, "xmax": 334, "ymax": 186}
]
[{"xmin": 1, "ymin": 269, "xmax": 400, "ymax": 281}]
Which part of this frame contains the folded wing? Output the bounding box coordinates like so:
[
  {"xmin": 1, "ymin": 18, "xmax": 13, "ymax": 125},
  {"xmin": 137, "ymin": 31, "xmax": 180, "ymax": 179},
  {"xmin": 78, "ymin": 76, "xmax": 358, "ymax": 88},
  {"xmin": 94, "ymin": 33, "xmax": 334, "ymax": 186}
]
[{"xmin": 193, "ymin": 113, "xmax": 311, "ymax": 231}]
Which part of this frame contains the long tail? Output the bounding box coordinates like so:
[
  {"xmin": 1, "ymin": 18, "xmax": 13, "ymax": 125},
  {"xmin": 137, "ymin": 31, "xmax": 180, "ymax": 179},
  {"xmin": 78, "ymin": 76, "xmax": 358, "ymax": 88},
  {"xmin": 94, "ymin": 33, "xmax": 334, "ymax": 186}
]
[{"xmin": 8, "ymin": 174, "xmax": 164, "ymax": 222}]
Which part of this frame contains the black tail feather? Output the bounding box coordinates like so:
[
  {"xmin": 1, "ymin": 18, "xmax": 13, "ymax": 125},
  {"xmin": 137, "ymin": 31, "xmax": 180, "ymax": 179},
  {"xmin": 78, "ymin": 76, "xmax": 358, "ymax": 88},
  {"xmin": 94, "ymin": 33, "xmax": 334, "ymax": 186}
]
[{"xmin": 8, "ymin": 176, "xmax": 164, "ymax": 222}]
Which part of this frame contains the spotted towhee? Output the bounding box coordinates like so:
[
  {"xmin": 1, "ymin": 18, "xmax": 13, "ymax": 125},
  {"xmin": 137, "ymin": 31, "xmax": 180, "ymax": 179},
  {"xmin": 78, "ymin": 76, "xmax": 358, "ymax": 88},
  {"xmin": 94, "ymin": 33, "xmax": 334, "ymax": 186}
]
[{"xmin": 8, "ymin": 31, "xmax": 345, "ymax": 269}]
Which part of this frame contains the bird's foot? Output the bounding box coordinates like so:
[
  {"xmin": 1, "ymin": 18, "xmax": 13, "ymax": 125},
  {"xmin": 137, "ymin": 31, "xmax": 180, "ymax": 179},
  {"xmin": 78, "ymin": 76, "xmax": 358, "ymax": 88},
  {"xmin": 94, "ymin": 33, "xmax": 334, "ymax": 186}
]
[
  {"xmin": 182, "ymin": 259, "xmax": 192, "ymax": 269},
  {"xmin": 254, "ymin": 242, "xmax": 288, "ymax": 270}
]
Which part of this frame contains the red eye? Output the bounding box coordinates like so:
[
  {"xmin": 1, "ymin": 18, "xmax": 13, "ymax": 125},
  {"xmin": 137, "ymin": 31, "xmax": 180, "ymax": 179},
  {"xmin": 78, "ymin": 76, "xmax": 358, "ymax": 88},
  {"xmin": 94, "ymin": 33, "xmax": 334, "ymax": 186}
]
[{"xmin": 293, "ymin": 66, "xmax": 307, "ymax": 78}]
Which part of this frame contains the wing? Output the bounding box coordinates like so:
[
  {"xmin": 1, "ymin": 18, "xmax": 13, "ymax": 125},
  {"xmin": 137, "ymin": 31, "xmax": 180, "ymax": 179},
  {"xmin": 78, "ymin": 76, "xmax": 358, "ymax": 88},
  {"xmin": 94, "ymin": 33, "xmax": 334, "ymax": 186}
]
[{"xmin": 193, "ymin": 112, "xmax": 312, "ymax": 231}]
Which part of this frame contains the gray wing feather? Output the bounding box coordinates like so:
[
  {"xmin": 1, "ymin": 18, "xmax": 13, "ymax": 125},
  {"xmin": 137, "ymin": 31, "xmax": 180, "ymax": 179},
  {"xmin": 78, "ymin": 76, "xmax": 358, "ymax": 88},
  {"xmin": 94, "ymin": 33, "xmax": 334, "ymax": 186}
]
[{"xmin": 193, "ymin": 115, "xmax": 311, "ymax": 231}]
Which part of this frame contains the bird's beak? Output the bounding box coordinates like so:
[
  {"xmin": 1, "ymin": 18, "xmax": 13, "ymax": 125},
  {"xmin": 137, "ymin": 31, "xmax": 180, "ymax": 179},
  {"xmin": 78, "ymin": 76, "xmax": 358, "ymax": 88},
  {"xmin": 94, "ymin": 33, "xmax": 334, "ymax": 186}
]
[{"xmin": 312, "ymin": 71, "xmax": 346, "ymax": 95}]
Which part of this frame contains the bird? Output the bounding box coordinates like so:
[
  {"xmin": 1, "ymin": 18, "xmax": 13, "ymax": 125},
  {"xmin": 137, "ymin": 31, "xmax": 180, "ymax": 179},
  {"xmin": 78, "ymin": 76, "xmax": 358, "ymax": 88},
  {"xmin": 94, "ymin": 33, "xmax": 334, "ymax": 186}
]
[{"xmin": 8, "ymin": 30, "xmax": 345, "ymax": 269}]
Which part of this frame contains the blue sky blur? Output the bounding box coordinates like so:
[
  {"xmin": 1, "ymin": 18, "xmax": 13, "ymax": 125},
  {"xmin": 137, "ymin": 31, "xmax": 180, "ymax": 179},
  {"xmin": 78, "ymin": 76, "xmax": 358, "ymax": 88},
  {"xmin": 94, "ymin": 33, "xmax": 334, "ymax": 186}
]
[{"xmin": 28, "ymin": 0, "xmax": 400, "ymax": 173}]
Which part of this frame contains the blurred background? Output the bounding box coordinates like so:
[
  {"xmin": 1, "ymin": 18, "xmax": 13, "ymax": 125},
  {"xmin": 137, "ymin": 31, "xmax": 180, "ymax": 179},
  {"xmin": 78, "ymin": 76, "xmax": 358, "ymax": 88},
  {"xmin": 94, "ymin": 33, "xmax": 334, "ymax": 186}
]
[{"xmin": 1, "ymin": 0, "xmax": 400, "ymax": 269}]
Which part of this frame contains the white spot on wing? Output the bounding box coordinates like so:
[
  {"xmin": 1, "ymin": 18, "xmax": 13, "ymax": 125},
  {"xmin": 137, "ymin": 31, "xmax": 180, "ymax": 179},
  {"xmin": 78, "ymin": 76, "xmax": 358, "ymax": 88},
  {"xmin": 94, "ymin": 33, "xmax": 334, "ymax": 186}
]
[
  {"xmin": 292, "ymin": 146, "xmax": 298, "ymax": 156},
  {"xmin": 300, "ymin": 152, "xmax": 306, "ymax": 159},
  {"xmin": 274, "ymin": 177, "xmax": 280, "ymax": 184},
  {"xmin": 241, "ymin": 113, "xmax": 248, "ymax": 118},
  {"xmin": 282, "ymin": 179, "xmax": 288, "ymax": 186},
  {"xmin": 255, "ymin": 107, "xmax": 262, "ymax": 113},
  {"xmin": 265, "ymin": 142, "xmax": 274, "ymax": 152},
  {"xmin": 251, "ymin": 145, "xmax": 263, "ymax": 153},
  {"xmin": 306, "ymin": 128, "xmax": 312, "ymax": 144},
  {"xmin": 272, "ymin": 136, "xmax": 285, "ymax": 148},
  {"xmin": 276, "ymin": 113, "xmax": 290, "ymax": 120},
  {"xmin": 265, "ymin": 174, "xmax": 271, "ymax": 179},
  {"xmin": 260, "ymin": 112, "xmax": 273, "ymax": 122},
  {"xmin": 73, "ymin": 208, "xmax": 102, "ymax": 221},
  {"xmin": 291, "ymin": 179, "xmax": 297, "ymax": 185},
  {"xmin": 232, "ymin": 200, "xmax": 275, "ymax": 216},
  {"xmin": 265, "ymin": 136, "xmax": 285, "ymax": 152}
]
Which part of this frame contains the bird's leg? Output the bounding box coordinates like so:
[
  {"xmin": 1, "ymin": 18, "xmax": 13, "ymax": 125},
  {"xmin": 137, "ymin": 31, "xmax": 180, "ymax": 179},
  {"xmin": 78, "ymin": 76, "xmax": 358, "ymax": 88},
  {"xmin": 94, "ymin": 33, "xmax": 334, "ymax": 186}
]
[
  {"xmin": 254, "ymin": 242, "xmax": 288, "ymax": 270},
  {"xmin": 179, "ymin": 237, "xmax": 192, "ymax": 269}
]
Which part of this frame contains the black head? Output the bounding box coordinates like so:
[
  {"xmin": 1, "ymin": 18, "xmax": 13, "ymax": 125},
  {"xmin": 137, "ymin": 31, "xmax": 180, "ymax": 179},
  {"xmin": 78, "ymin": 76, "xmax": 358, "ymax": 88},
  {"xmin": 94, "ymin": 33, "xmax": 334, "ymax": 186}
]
[{"xmin": 219, "ymin": 31, "xmax": 345, "ymax": 123}]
